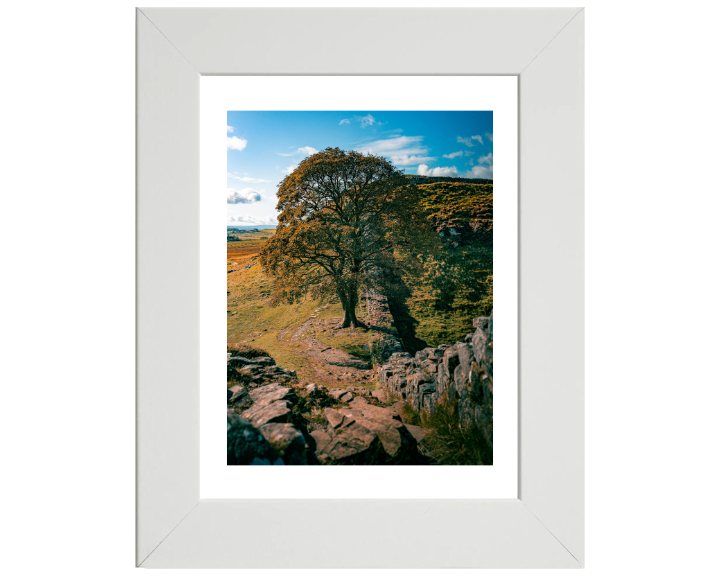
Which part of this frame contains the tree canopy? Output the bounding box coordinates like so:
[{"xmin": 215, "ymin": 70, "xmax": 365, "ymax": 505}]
[{"xmin": 259, "ymin": 147, "xmax": 433, "ymax": 328}]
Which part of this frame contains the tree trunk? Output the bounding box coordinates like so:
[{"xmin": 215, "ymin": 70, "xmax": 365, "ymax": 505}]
[{"xmin": 340, "ymin": 287, "xmax": 364, "ymax": 329}]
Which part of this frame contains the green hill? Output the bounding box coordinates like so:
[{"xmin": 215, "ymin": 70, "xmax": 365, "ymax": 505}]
[
  {"xmin": 404, "ymin": 174, "xmax": 493, "ymax": 185},
  {"xmin": 388, "ymin": 181, "xmax": 493, "ymax": 350}
]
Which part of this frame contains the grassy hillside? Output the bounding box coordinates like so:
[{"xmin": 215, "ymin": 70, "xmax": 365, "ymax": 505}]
[
  {"xmin": 390, "ymin": 181, "xmax": 494, "ymax": 348},
  {"xmin": 227, "ymin": 228, "xmax": 381, "ymax": 388},
  {"xmin": 227, "ymin": 181, "xmax": 493, "ymax": 363}
]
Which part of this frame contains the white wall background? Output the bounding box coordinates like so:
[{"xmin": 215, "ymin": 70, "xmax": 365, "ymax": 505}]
[{"xmin": 1, "ymin": 1, "xmax": 718, "ymax": 575}]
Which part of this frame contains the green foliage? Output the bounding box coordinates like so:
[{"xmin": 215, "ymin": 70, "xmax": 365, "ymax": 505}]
[
  {"xmin": 399, "ymin": 403, "xmax": 421, "ymax": 426},
  {"xmin": 391, "ymin": 182, "xmax": 493, "ymax": 346},
  {"xmin": 259, "ymin": 148, "xmax": 434, "ymax": 328},
  {"xmin": 422, "ymin": 397, "xmax": 492, "ymax": 465}
]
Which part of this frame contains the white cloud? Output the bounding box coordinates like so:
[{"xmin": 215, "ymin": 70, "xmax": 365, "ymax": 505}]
[
  {"xmin": 226, "ymin": 126, "xmax": 234, "ymax": 133},
  {"xmin": 339, "ymin": 114, "xmax": 377, "ymax": 128},
  {"xmin": 390, "ymin": 155, "xmax": 437, "ymax": 166},
  {"xmin": 358, "ymin": 136, "xmax": 437, "ymax": 166},
  {"xmin": 443, "ymin": 150, "xmax": 464, "ymax": 159},
  {"xmin": 355, "ymin": 114, "xmax": 376, "ymax": 128},
  {"xmin": 232, "ymin": 215, "xmax": 278, "ymax": 225},
  {"xmin": 277, "ymin": 146, "xmax": 318, "ymax": 158},
  {"xmin": 227, "ymin": 188, "xmax": 262, "ymax": 204},
  {"xmin": 417, "ymin": 164, "xmax": 460, "ymax": 177},
  {"xmin": 228, "ymin": 216, "xmax": 236, "ymax": 222},
  {"xmin": 457, "ymin": 135, "xmax": 483, "ymax": 147},
  {"xmin": 465, "ymin": 153, "xmax": 493, "ymax": 178},
  {"xmin": 466, "ymin": 165, "xmax": 493, "ymax": 178},
  {"xmin": 358, "ymin": 135, "xmax": 425, "ymax": 155},
  {"xmin": 227, "ymin": 136, "xmax": 248, "ymax": 151},
  {"xmin": 357, "ymin": 135, "xmax": 436, "ymax": 166},
  {"xmin": 227, "ymin": 172, "xmax": 269, "ymax": 183},
  {"xmin": 281, "ymin": 165, "xmax": 297, "ymax": 174},
  {"xmin": 486, "ymin": 132, "xmax": 493, "ymax": 142}
]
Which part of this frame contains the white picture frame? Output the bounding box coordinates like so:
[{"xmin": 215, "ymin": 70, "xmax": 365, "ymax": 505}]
[{"xmin": 136, "ymin": 7, "xmax": 584, "ymax": 569}]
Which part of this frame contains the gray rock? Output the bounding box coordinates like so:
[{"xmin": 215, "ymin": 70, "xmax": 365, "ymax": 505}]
[
  {"xmin": 249, "ymin": 383, "xmax": 297, "ymax": 407},
  {"xmin": 371, "ymin": 389, "xmax": 388, "ymax": 403},
  {"xmin": 343, "ymin": 403, "xmax": 417, "ymax": 461},
  {"xmin": 338, "ymin": 391, "xmax": 353, "ymax": 403},
  {"xmin": 227, "ymin": 384, "xmax": 252, "ymax": 409},
  {"xmin": 310, "ymin": 429, "xmax": 332, "ymax": 453},
  {"xmin": 315, "ymin": 421, "xmax": 384, "ymax": 464},
  {"xmin": 328, "ymin": 388, "xmax": 348, "ymax": 400},
  {"xmin": 241, "ymin": 400, "xmax": 291, "ymax": 427},
  {"xmin": 324, "ymin": 407, "xmax": 355, "ymax": 430},
  {"xmin": 227, "ymin": 411, "xmax": 281, "ymax": 465},
  {"xmin": 259, "ymin": 423, "xmax": 307, "ymax": 464},
  {"xmin": 404, "ymin": 423, "xmax": 428, "ymax": 444},
  {"xmin": 306, "ymin": 383, "xmax": 318, "ymax": 394},
  {"xmin": 456, "ymin": 343, "xmax": 474, "ymax": 378}
]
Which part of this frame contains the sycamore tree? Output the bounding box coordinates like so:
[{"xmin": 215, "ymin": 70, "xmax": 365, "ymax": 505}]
[{"xmin": 259, "ymin": 148, "xmax": 433, "ymax": 328}]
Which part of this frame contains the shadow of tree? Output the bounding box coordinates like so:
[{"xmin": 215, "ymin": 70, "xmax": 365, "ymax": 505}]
[{"xmin": 378, "ymin": 270, "xmax": 428, "ymax": 356}]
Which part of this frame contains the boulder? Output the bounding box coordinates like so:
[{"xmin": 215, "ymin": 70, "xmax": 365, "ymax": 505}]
[
  {"xmin": 315, "ymin": 421, "xmax": 384, "ymax": 465},
  {"xmin": 472, "ymin": 313, "xmax": 493, "ymax": 384},
  {"xmin": 259, "ymin": 423, "xmax": 307, "ymax": 465},
  {"xmin": 404, "ymin": 423, "xmax": 428, "ymax": 444},
  {"xmin": 249, "ymin": 383, "xmax": 297, "ymax": 407},
  {"xmin": 443, "ymin": 345, "xmax": 460, "ymax": 379},
  {"xmin": 324, "ymin": 407, "xmax": 355, "ymax": 431},
  {"xmin": 241, "ymin": 399, "xmax": 291, "ymax": 427},
  {"xmin": 338, "ymin": 391, "xmax": 353, "ymax": 403},
  {"xmin": 328, "ymin": 388, "xmax": 348, "ymax": 400},
  {"xmin": 227, "ymin": 411, "xmax": 283, "ymax": 465},
  {"xmin": 348, "ymin": 405, "xmax": 416, "ymax": 461},
  {"xmin": 456, "ymin": 344, "xmax": 474, "ymax": 380},
  {"xmin": 227, "ymin": 384, "xmax": 252, "ymax": 410},
  {"xmin": 306, "ymin": 383, "xmax": 318, "ymax": 395},
  {"xmin": 371, "ymin": 389, "xmax": 388, "ymax": 403},
  {"xmin": 310, "ymin": 429, "xmax": 332, "ymax": 453}
]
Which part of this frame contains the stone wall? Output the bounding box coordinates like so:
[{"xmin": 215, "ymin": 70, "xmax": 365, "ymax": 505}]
[
  {"xmin": 363, "ymin": 289, "xmax": 403, "ymax": 363},
  {"xmin": 377, "ymin": 311, "xmax": 493, "ymax": 449}
]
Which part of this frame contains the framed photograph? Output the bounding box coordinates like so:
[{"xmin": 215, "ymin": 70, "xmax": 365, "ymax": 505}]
[{"xmin": 137, "ymin": 7, "xmax": 584, "ymax": 568}]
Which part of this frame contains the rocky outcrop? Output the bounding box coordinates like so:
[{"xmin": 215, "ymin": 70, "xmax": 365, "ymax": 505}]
[
  {"xmin": 228, "ymin": 353, "xmax": 436, "ymax": 466},
  {"xmin": 227, "ymin": 354, "xmax": 297, "ymax": 388},
  {"xmin": 227, "ymin": 412, "xmax": 285, "ymax": 465},
  {"xmin": 378, "ymin": 310, "xmax": 494, "ymax": 450},
  {"xmin": 312, "ymin": 398, "xmax": 418, "ymax": 464},
  {"xmin": 227, "ymin": 352, "xmax": 307, "ymax": 465}
]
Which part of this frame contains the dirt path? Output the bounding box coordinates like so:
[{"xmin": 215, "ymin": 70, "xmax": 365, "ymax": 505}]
[{"xmin": 285, "ymin": 304, "xmax": 376, "ymax": 386}]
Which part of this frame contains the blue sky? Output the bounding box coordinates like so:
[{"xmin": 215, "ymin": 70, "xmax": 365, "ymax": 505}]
[{"xmin": 226, "ymin": 111, "xmax": 493, "ymax": 226}]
